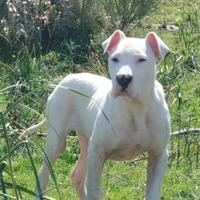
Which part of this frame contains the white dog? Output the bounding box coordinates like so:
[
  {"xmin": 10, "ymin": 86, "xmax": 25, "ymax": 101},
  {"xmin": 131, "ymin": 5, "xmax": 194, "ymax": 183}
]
[{"xmin": 24, "ymin": 30, "xmax": 170, "ymax": 200}]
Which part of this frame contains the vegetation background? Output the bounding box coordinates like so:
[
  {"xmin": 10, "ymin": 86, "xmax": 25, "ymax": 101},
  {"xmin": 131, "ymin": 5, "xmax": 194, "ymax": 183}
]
[{"xmin": 0, "ymin": 0, "xmax": 200, "ymax": 199}]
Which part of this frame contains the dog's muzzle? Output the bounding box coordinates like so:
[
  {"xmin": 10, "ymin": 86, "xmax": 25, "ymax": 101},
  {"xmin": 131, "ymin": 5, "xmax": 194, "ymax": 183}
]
[{"xmin": 116, "ymin": 74, "xmax": 133, "ymax": 91}]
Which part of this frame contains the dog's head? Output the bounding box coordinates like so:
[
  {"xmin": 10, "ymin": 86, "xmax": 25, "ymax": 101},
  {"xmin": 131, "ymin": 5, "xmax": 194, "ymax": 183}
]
[{"xmin": 102, "ymin": 30, "xmax": 169, "ymax": 99}]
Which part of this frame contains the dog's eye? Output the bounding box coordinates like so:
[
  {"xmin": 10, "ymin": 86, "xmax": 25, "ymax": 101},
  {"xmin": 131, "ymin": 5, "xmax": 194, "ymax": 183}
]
[
  {"xmin": 138, "ymin": 58, "xmax": 146, "ymax": 63},
  {"xmin": 112, "ymin": 57, "xmax": 119, "ymax": 62}
]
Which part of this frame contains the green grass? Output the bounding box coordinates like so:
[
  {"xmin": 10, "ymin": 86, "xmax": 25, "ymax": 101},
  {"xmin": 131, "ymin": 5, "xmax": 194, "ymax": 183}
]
[
  {"xmin": 1, "ymin": 0, "xmax": 200, "ymax": 199},
  {"xmin": 2, "ymin": 148, "xmax": 200, "ymax": 199}
]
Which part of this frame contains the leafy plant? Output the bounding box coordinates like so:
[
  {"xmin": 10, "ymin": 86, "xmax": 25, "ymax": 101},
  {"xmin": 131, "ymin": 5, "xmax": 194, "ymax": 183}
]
[
  {"xmin": 102, "ymin": 0, "xmax": 160, "ymax": 30},
  {"xmin": 178, "ymin": 1, "xmax": 200, "ymax": 70}
]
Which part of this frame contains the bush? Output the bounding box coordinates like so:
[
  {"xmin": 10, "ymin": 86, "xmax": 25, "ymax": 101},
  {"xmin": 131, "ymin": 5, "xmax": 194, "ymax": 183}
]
[
  {"xmin": 102, "ymin": 0, "xmax": 160, "ymax": 31},
  {"xmin": 178, "ymin": 3, "xmax": 200, "ymax": 70}
]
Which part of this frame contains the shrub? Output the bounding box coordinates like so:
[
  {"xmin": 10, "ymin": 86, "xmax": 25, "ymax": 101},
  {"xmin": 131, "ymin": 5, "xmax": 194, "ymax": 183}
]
[
  {"xmin": 178, "ymin": 2, "xmax": 200, "ymax": 70},
  {"xmin": 102, "ymin": 0, "xmax": 161, "ymax": 31}
]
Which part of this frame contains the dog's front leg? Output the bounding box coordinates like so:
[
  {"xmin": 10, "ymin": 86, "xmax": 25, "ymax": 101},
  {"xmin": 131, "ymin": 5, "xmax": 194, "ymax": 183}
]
[
  {"xmin": 145, "ymin": 149, "xmax": 169, "ymax": 200},
  {"xmin": 86, "ymin": 140, "xmax": 105, "ymax": 200}
]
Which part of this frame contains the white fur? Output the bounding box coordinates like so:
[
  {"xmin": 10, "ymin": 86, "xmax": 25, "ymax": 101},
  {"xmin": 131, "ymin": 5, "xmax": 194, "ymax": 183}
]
[{"xmin": 25, "ymin": 30, "xmax": 170, "ymax": 200}]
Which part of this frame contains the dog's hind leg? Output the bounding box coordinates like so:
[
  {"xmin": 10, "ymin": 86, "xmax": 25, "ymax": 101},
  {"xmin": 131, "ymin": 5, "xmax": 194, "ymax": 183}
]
[
  {"xmin": 70, "ymin": 131, "xmax": 88, "ymax": 200},
  {"xmin": 34, "ymin": 125, "xmax": 67, "ymax": 200}
]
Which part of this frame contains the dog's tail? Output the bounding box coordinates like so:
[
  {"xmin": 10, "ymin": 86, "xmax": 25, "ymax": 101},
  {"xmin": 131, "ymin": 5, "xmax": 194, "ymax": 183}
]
[{"xmin": 19, "ymin": 119, "xmax": 46, "ymax": 140}]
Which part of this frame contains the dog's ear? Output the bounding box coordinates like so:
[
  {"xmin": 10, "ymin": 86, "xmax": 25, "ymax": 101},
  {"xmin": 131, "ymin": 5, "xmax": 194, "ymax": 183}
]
[
  {"xmin": 145, "ymin": 32, "xmax": 169, "ymax": 59},
  {"xmin": 102, "ymin": 30, "xmax": 126, "ymax": 54}
]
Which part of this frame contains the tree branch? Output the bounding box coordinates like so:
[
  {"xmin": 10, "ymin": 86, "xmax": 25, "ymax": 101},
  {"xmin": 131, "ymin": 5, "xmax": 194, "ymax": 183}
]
[{"xmin": 170, "ymin": 128, "xmax": 200, "ymax": 136}]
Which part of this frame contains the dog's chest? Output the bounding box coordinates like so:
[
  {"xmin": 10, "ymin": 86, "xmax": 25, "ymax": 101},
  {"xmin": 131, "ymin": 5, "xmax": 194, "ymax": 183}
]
[
  {"xmin": 106, "ymin": 122, "xmax": 151, "ymax": 161},
  {"xmin": 98, "ymin": 99, "xmax": 155, "ymax": 161}
]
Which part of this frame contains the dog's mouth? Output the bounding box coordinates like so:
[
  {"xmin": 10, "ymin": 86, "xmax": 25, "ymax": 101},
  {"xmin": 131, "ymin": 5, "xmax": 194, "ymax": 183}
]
[
  {"xmin": 118, "ymin": 88, "xmax": 130, "ymax": 97},
  {"xmin": 118, "ymin": 86, "xmax": 140, "ymax": 98},
  {"xmin": 121, "ymin": 86, "xmax": 127, "ymax": 92},
  {"xmin": 112, "ymin": 83, "xmax": 135, "ymax": 98}
]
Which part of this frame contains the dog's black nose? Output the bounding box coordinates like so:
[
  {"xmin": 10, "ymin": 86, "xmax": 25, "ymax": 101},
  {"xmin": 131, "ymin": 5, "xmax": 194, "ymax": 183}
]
[{"xmin": 116, "ymin": 74, "xmax": 133, "ymax": 91}]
